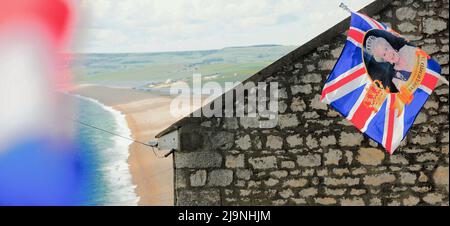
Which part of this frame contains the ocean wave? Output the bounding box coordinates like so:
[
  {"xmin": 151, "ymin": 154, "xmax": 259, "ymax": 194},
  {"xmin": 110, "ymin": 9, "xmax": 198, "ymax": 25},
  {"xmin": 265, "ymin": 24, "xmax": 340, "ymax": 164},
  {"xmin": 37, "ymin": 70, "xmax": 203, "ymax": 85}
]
[{"xmin": 72, "ymin": 94, "xmax": 139, "ymax": 206}]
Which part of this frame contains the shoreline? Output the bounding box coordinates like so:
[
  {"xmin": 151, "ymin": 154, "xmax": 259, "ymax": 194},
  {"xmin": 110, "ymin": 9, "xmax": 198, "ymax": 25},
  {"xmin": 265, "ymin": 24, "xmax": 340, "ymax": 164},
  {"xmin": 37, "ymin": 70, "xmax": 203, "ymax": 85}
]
[
  {"xmin": 72, "ymin": 94, "xmax": 139, "ymax": 205},
  {"xmin": 71, "ymin": 84, "xmax": 185, "ymax": 205}
]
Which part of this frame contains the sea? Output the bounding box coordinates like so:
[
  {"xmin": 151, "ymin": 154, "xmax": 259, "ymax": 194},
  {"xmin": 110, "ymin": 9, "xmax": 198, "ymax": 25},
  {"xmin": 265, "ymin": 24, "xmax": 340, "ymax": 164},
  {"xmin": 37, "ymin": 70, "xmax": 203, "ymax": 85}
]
[{"xmin": 70, "ymin": 94, "xmax": 139, "ymax": 206}]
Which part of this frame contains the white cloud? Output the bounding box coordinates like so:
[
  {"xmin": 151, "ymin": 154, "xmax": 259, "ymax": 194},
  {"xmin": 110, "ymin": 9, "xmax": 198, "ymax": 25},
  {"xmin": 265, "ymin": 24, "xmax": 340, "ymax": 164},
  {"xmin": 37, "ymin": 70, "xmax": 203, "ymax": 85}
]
[{"xmin": 76, "ymin": 0, "xmax": 374, "ymax": 53}]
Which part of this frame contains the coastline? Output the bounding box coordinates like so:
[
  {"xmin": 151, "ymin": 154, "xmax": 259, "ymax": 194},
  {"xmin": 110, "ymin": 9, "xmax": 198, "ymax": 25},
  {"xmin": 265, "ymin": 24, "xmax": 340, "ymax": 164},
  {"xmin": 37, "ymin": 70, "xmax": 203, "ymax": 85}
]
[
  {"xmin": 72, "ymin": 94, "xmax": 139, "ymax": 205},
  {"xmin": 71, "ymin": 84, "xmax": 186, "ymax": 205}
]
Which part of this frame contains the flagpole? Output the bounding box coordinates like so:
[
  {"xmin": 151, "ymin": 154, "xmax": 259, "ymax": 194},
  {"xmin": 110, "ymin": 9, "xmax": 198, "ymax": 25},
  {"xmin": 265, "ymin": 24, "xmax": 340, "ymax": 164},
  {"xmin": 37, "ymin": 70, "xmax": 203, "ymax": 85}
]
[{"xmin": 339, "ymin": 3, "xmax": 353, "ymax": 14}]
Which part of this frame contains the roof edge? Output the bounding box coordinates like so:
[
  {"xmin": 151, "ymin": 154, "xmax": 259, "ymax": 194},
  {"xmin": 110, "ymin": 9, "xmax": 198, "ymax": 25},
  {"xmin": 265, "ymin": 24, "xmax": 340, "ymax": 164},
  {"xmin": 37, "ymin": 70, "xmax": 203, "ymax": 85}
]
[{"xmin": 156, "ymin": 0, "xmax": 394, "ymax": 138}]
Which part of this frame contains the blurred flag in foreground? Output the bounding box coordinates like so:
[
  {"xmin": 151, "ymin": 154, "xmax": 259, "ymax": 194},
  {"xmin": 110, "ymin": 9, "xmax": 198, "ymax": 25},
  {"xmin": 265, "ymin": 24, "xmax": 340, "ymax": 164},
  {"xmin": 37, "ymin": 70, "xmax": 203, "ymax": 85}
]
[
  {"xmin": 0, "ymin": 0, "xmax": 80, "ymax": 205},
  {"xmin": 321, "ymin": 12, "xmax": 447, "ymax": 154}
]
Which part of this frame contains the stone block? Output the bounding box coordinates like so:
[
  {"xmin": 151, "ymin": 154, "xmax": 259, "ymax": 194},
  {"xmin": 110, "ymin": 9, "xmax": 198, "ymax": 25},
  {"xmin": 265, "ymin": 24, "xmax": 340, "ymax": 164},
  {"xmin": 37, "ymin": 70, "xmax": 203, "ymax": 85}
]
[
  {"xmin": 249, "ymin": 156, "xmax": 277, "ymax": 169},
  {"xmin": 297, "ymin": 154, "xmax": 321, "ymax": 167},
  {"xmin": 207, "ymin": 170, "xmax": 233, "ymax": 187},
  {"xmin": 175, "ymin": 152, "xmax": 222, "ymax": 168},
  {"xmin": 356, "ymin": 148, "xmax": 385, "ymax": 166},
  {"xmin": 190, "ymin": 170, "xmax": 207, "ymax": 187}
]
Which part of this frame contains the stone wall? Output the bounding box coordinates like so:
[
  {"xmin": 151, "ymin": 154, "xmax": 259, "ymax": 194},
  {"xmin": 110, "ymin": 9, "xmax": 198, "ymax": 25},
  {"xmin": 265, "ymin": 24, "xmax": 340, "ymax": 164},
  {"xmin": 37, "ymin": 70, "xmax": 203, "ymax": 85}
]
[{"xmin": 171, "ymin": 0, "xmax": 449, "ymax": 206}]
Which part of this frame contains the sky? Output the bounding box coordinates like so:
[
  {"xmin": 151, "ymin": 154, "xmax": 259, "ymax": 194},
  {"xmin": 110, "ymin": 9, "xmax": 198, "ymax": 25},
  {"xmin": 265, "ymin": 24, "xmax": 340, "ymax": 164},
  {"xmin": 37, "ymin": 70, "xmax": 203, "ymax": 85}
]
[{"xmin": 75, "ymin": 0, "xmax": 374, "ymax": 53}]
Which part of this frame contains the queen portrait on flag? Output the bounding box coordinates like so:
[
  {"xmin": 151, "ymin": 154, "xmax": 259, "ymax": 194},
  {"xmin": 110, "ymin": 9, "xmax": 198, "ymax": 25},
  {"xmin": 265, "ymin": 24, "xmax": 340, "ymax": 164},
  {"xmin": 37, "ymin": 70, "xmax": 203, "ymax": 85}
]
[{"xmin": 321, "ymin": 11, "xmax": 448, "ymax": 154}]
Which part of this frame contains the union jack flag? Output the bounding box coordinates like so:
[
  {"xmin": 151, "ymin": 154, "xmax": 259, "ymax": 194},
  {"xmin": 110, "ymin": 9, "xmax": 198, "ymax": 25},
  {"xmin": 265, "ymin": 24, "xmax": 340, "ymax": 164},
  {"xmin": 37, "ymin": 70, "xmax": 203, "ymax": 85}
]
[{"xmin": 321, "ymin": 12, "xmax": 442, "ymax": 154}]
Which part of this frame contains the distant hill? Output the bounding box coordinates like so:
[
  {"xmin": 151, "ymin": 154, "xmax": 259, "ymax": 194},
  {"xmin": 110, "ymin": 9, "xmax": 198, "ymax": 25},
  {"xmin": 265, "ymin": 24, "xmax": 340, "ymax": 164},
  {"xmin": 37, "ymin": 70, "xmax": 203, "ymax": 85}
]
[
  {"xmin": 223, "ymin": 44, "xmax": 283, "ymax": 49},
  {"xmin": 72, "ymin": 45, "xmax": 298, "ymax": 88}
]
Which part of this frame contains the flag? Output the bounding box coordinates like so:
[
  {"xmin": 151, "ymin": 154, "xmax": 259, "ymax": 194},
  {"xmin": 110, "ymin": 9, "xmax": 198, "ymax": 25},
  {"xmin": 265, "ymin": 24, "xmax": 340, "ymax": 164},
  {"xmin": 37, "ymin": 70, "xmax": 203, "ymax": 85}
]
[
  {"xmin": 0, "ymin": 0, "xmax": 80, "ymax": 205},
  {"xmin": 321, "ymin": 12, "xmax": 444, "ymax": 154}
]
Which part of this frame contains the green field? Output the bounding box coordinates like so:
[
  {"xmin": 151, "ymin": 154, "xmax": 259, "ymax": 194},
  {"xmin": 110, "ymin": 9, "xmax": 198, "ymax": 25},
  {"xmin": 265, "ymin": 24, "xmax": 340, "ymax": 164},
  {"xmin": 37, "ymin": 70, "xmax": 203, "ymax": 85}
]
[{"xmin": 73, "ymin": 45, "xmax": 297, "ymax": 88}]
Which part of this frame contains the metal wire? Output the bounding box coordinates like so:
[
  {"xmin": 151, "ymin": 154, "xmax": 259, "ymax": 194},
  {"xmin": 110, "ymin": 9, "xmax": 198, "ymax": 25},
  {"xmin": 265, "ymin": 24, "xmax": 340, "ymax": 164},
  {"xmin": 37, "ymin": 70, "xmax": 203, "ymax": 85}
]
[{"xmin": 68, "ymin": 117, "xmax": 165, "ymax": 158}]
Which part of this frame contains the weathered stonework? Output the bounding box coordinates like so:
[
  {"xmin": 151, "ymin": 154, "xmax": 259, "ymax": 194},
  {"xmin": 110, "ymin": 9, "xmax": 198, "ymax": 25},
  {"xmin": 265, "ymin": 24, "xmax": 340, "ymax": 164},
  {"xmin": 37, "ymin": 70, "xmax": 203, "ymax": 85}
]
[
  {"xmin": 190, "ymin": 170, "xmax": 207, "ymax": 187},
  {"xmin": 433, "ymin": 166, "xmax": 449, "ymax": 191},
  {"xmin": 163, "ymin": 0, "xmax": 449, "ymax": 206},
  {"xmin": 207, "ymin": 170, "xmax": 233, "ymax": 187},
  {"xmin": 363, "ymin": 173, "xmax": 396, "ymax": 186},
  {"xmin": 324, "ymin": 149, "xmax": 342, "ymax": 165},
  {"xmin": 225, "ymin": 154, "xmax": 245, "ymax": 168},
  {"xmin": 249, "ymin": 156, "xmax": 278, "ymax": 169},
  {"xmin": 357, "ymin": 148, "xmax": 385, "ymax": 166}
]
